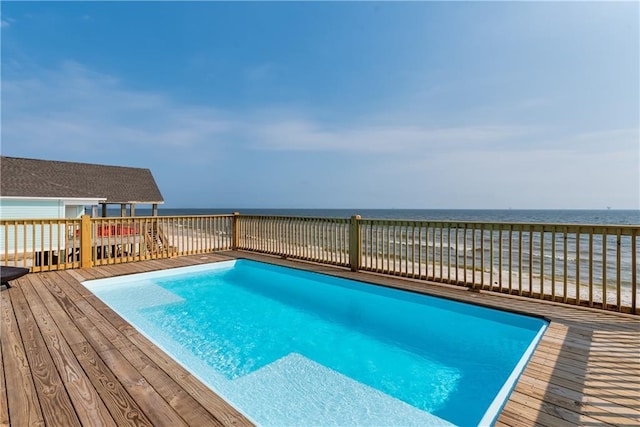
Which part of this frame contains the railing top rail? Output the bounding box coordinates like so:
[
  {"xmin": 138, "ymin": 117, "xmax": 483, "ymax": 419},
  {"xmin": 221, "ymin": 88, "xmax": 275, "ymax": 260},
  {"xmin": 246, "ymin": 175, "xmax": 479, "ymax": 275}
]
[
  {"xmin": 4, "ymin": 215, "xmax": 637, "ymax": 231},
  {"xmin": 360, "ymin": 217, "xmax": 640, "ymax": 232},
  {"xmin": 0, "ymin": 218, "xmax": 82, "ymax": 223},
  {"xmin": 238, "ymin": 214, "xmax": 350, "ymax": 222},
  {"xmin": 89, "ymin": 214, "xmax": 236, "ymax": 220}
]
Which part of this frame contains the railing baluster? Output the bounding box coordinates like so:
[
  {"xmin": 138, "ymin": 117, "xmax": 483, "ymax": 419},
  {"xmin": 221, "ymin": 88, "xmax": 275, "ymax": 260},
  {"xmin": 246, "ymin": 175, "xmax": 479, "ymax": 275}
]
[
  {"xmin": 489, "ymin": 225, "xmax": 493, "ymax": 289},
  {"xmin": 589, "ymin": 230, "xmax": 594, "ymax": 307},
  {"xmin": 455, "ymin": 226, "xmax": 459, "ymax": 283},
  {"xmin": 314, "ymin": 219, "xmax": 318, "ymax": 261},
  {"xmin": 306, "ymin": 218, "xmax": 310, "ymax": 259},
  {"xmin": 404, "ymin": 222, "xmax": 409, "ymax": 276},
  {"xmin": 616, "ymin": 231, "xmax": 621, "ymax": 311},
  {"xmin": 439, "ymin": 223, "xmax": 444, "ymax": 281},
  {"xmin": 447, "ymin": 226, "xmax": 452, "ymax": 282},
  {"xmin": 431, "ymin": 223, "xmax": 436, "ymax": 280},
  {"xmin": 418, "ymin": 225, "xmax": 423, "ymax": 279},
  {"xmin": 3, "ymin": 222, "xmax": 8, "ymax": 267},
  {"xmin": 551, "ymin": 228, "xmax": 556, "ymax": 300},
  {"xmin": 539, "ymin": 228, "xmax": 544, "ymax": 299},
  {"xmin": 480, "ymin": 225, "xmax": 485, "ymax": 289},
  {"xmin": 376, "ymin": 221, "xmax": 384, "ymax": 273},
  {"xmin": 463, "ymin": 226, "xmax": 467, "ymax": 284},
  {"xmin": 498, "ymin": 227, "xmax": 503, "ymax": 292},
  {"xmin": 296, "ymin": 217, "xmax": 301, "ymax": 258},
  {"xmin": 576, "ymin": 231, "xmax": 581, "ymax": 306},
  {"xmin": 472, "ymin": 225, "xmax": 476, "ymax": 287},
  {"xmin": 386, "ymin": 223, "xmax": 391, "ymax": 273},
  {"xmin": 518, "ymin": 227, "xmax": 523, "ymax": 296},
  {"xmin": 563, "ymin": 227, "xmax": 568, "ymax": 303},
  {"xmin": 631, "ymin": 233, "xmax": 637, "ymax": 313},
  {"xmin": 528, "ymin": 226, "xmax": 533, "ymax": 296},
  {"xmin": 602, "ymin": 229, "xmax": 607, "ymax": 309},
  {"xmin": 32, "ymin": 221, "xmax": 38, "ymax": 271},
  {"xmin": 374, "ymin": 222, "xmax": 379, "ymax": 272}
]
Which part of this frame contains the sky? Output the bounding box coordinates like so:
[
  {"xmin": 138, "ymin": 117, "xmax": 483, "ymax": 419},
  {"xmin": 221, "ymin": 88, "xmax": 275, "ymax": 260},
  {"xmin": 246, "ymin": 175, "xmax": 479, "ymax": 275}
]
[{"xmin": 1, "ymin": 2, "xmax": 638, "ymax": 210}]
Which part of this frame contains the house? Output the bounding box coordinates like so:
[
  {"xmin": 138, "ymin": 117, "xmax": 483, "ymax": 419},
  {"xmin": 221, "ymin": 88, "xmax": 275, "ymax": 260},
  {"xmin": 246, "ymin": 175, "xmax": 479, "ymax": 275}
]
[
  {"xmin": 0, "ymin": 156, "xmax": 164, "ymax": 265},
  {"xmin": 0, "ymin": 156, "xmax": 164, "ymax": 219}
]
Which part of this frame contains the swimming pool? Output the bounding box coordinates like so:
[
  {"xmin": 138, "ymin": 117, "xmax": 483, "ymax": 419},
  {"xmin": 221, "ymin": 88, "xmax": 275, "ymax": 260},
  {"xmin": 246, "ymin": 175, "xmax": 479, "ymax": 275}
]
[{"xmin": 83, "ymin": 259, "xmax": 548, "ymax": 426}]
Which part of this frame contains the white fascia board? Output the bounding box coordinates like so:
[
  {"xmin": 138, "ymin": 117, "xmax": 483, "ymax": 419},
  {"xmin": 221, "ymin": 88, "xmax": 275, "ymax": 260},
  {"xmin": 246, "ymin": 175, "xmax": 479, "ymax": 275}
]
[
  {"xmin": 62, "ymin": 199, "xmax": 105, "ymax": 206},
  {"xmin": 122, "ymin": 201, "xmax": 165, "ymax": 205},
  {"xmin": 0, "ymin": 196, "xmax": 105, "ymax": 204}
]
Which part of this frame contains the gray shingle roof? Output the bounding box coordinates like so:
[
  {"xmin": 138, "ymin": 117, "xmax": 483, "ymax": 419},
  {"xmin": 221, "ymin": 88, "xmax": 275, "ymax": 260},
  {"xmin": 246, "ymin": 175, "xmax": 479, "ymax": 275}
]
[{"xmin": 0, "ymin": 156, "xmax": 164, "ymax": 204}]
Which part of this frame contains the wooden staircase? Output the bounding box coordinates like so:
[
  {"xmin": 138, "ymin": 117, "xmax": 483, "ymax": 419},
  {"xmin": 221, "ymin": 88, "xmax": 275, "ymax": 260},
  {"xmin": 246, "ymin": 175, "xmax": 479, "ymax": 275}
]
[{"xmin": 144, "ymin": 222, "xmax": 170, "ymax": 256}]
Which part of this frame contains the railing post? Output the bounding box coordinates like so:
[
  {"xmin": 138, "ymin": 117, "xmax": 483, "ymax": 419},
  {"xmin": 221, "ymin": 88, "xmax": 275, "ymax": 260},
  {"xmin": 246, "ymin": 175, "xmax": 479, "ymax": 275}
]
[
  {"xmin": 232, "ymin": 212, "xmax": 240, "ymax": 250},
  {"xmin": 80, "ymin": 214, "xmax": 92, "ymax": 269},
  {"xmin": 349, "ymin": 215, "xmax": 362, "ymax": 272}
]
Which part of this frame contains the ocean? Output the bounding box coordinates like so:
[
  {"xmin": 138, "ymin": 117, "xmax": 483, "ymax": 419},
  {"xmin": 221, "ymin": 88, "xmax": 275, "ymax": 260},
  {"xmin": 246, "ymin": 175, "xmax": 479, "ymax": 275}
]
[{"xmin": 114, "ymin": 208, "xmax": 640, "ymax": 225}]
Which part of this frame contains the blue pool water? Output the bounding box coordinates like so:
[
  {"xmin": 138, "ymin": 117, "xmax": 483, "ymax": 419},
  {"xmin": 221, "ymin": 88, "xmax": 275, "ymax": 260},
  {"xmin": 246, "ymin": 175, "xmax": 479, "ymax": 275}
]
[{"xmin": 83, "ymin": 260, "xmax": 548, "ymax": 426}]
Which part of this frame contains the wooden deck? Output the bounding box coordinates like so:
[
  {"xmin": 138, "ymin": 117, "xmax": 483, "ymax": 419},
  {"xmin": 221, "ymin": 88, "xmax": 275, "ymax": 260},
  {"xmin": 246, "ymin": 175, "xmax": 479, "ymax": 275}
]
[{"xmin": 1, "ymin": 251, "xmax": 638, "ymax": 427}]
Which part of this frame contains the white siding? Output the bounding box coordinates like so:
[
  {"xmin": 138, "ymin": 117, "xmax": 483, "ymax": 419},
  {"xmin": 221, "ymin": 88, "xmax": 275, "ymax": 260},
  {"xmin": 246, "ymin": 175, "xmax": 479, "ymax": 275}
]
[
  {"xmin": 0, "ymin": 199, "xmax": 62, "ymax": 219},
  {"xmin": 0, "ymin": 199, "xmax": 65, "ymax": 254}
]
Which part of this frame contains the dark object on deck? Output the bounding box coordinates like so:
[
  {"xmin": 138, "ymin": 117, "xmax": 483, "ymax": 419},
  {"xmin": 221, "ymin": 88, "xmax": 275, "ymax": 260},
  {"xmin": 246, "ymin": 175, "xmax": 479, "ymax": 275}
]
[{"xmin": 1, "ymin": 266, "xmax": 29, "ymax": 289}]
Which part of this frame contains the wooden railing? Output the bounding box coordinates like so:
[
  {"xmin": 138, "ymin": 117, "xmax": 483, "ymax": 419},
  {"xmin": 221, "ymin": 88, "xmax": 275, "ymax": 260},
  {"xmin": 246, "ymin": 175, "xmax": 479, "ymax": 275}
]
[
  {"xmin": 356, "ymin": 219, "xmax": 639, "ymax": 314},
  {"xmin": 0, "ymin": 218, "xmax": 82, "ymax": 272},
  {"xmin": 1, "ymin": 213, "xmax": 638, "ymax": 314},
  {"xmin": 236, "ymin": 215, "xmax": 639, "ymax": 315},
  {"xmin": 90, "ymin": 215, "xmax": 234, "ymax": 266},
  {"xmin": 236, "ymin": 215, "xmax": 351, "ymax": 267},
  {"xmin": 1, "ymin": 215, "xmax": 234, "ymax": 270}
]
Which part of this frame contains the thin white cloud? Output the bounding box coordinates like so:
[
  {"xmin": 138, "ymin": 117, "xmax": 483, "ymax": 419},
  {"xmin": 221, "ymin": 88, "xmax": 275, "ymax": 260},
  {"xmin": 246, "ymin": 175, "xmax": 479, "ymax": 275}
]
[
  {"xmin": 2, "ymin": 61, "xmax": 541, "ymax": 160},
  {"xmin": 2, "ymin": 61, "xmax": 235, "ymax": 160},
  {"xmin": 548, "ymin": 128, "xmax": 639, "ymax": 153},
  {"xmin": 2, "ymin": 61, "xmax": 638, "ymax": 208},
  {"xmin": 4, "ymin": 61, "xmax": 635, "ymax": 160},
  {"xmin": 250, "ymin": 120, "xmax": 532, "ymax": 153},
  {"xmin": 3, "ymin": 62, "xmax": 636, "ymax": 160},
  {"xmin": 422, "ymin": 146, "xmax": 640, "ymax": 209}
]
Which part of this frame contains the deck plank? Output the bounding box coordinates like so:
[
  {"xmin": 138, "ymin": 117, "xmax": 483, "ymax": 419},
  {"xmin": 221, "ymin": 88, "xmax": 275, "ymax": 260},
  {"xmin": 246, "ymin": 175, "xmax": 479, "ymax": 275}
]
[
  {"xmin": 10, "ymin": 282, "xmax": 82, "ymax": 427},
  {"xmin": 70, "ymin": 341, "xmax": 154, "ymax": 427},
  {"xmin": 2, "ymin": 252, "xmax": 639, "ymax": 427},
  {"xmin": 0, "ymin": 289, "xmax": 44, "ymax": 427},
  {"xmin": 497, "ymin": 409, "xmax": 547, "ymax": 427},
  {"xmin": 97, "ymin": 347, "xmax": 190, "ymax": 427},
  {"xmin": 0, "ymin": 327, "xmax": 9, "ymax": 427},
  {"xmin": 515, "ymin": 375, "xmax": 640, "ymax": 424},
  {"xmin": 17, "ymin": 277, "xmax": 117, "ymax": 427}
]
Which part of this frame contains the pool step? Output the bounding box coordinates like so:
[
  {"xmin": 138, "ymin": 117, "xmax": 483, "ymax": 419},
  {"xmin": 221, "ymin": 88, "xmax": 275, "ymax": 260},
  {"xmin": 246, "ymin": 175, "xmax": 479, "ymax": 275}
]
[{"xmin": 231, "ymin": 353, "xmax": 454, "ymax": 426}]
